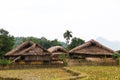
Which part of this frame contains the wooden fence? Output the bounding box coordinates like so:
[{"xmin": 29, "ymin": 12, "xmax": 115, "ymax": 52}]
[
  {"xmin": 0, "ymin": 58, "xmax": 118, "ymax": 70},
  {"xmin": 0, "ymin": 63, "xmax": 66, "ymax": 70},
  {"xmin": 68, "ymin": 59, "xmax": 117, "ymax": 66}
]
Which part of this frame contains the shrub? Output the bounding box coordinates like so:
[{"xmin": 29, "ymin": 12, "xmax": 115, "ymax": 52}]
[
  {"xmin": 59, "ymin": 54, "xmax": 67, "ymax": 66},
  {"xmin": 112, "ymin": 53, "xmax": 120, "ymax": 65},
  {"xmin": 0, "ymin": 59, "xmax": 12, "ymax": 67},
  {"xmin": 112, "ymin": 53, "xmax": 120, "ymax": 59}
]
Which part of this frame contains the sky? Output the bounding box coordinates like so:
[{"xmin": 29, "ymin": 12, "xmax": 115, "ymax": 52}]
[{"xmin": 0, "ymin": 0, "xmax": 120, "ymax": 42}]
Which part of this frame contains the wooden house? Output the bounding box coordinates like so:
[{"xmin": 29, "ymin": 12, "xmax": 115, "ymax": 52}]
[
  {"xmin": 69, "ymin": 39, "xmax": 114, "ymax": 61},
  {"xmin": 5, "ymin": 41, "xmax": 51, "ymax": 62},
  {"xmin": 48, "ymin": 46, "xmax": 68, "ymax": 61}
]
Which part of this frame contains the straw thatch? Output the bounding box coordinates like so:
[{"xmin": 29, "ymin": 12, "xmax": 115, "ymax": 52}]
[
  {"xmin": 116, "ymin": 50, "xmax": 120, "ymax": 53},
  {"xmin": 5, "ymin": 41, "xmax": 51, "ymax": 61},
  {"xmin": 48, "ymin": 46, "xmax": 68, "ymax": 60},
  {"xmin": 48, "ymin": 46, "xmax": 67, "ymax": 53},
  {"xmin": 6, "ymin": 41, "xmax": 50, "ymax": 56},
  {"xmin": 69, "ymin": 39, "xmax": 114, "ymax": 56}
]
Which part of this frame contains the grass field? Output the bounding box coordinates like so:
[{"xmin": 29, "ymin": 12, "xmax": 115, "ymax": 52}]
[
  {"xmin": 70, "ymin": 66, "xmax": 120, "ymax": 80},
  {"xmin": 0, "ymin": 68, "xmax": 72, "ymax": 80},
  {"xmin": 0, "ymin": 66, "xmax": 120, "ymax": 80}
]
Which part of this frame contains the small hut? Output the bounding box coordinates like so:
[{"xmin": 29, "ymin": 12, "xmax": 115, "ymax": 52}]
[
  {"xmin": 48, "ymin": 46, "xmax": 68, "ymax": 61},
  {"xmin": 69, "ymin": 39, "xmax": 114, "ymax": 60},
  {"xmin": 5, "ymin": 41, "xmax": 51, "ymax": 62}
]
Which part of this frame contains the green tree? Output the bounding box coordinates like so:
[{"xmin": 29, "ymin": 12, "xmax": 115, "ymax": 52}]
[
  {"xmin": 23, "ymin": 36, "xmax": 40, "ymax": 44},
  {"xmin": 22, "ymin": 37, "xmax": 62, "ymax": 49},
  {"xmin": 39, "ymin": 37, "xmax": 51, "ymax": 49},
  {"xmin": 50, "ymin": 39, "xmax": 62, "ymax": 46},
  {"xmin": 63, "ymin": 30, "xmax": 72, "ymax": 47},
  {"xmin": 0, "ymin": 59, "xmax": 12, "ymax": 67},
  {"xmin": 68, "ymin": 37, "xmax": 85, "ymax": 50},
  {"xmin": 0, "ymin": 29, "xmax": 14, "ymax": 58},
  {"xmin": 14, "ymin": 37, "xmax": 24, "ymax": 48}
]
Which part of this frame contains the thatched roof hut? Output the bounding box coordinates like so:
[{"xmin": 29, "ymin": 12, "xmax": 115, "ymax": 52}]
[
  {"xmin": 48, "ymin": 46, "xmax": 68, "ymax": 60},
  {"xmin": 116, "ymin": 50, "xmax": 120, "ymax": 53},
  {"xmin": 5, "ymin": 41, "xmax": 51, "ymax": 62},
  {"xmin": 48, "ymin": 46, "xmax": 67, "ymax": 54},
  {"xmin": 69, "ymin": 39, "xmax": 114, "ymax": 58}
]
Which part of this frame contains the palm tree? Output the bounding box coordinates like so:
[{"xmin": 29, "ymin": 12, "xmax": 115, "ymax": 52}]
[{"xmin": 63, "ymin": 30, "xmax": 72, "ymax": 47}]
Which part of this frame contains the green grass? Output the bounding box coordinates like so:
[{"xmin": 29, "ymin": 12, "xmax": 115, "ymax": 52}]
[
  {"xmin": 0, "ymin": 68, "xmax": 72, "ymax": 80},
  {"xmin": 69, "ymin": 66, "xmax": 120, "ymax": 80}
]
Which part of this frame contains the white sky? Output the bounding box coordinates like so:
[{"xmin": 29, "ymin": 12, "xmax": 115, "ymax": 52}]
[{"xmin": 0, "ymin": 0, "xmax": 120, "ymax": 41}]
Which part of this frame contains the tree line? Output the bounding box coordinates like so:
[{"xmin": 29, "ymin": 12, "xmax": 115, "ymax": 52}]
[{"xmin": 0, "ymin": 28, "xmax": 85, "ymax": 58}]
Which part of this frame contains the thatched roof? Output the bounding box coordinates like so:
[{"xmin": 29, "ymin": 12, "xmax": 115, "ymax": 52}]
[
  {"xmin": 48, "ymin": 46, "xmax": 68, "ymax": 54},
  {"xmin": 6, "ymin": 41, "xmax": 51, "ymax": 56},
  {"xmin": 116, "ymin": 50, "xmax": 120, "ymax": 53},
  {"xmin": 69, "ymin": 39, "xmax": 114, "ymax": 55}
]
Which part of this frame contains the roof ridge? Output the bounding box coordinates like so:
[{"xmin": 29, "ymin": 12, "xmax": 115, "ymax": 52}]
[{"xmin": 69, "ymin": 39, "xmax": 114, "ymax": 54}]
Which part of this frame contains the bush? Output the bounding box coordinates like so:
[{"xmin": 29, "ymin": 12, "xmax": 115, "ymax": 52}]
[
  {"xmin": 112, "ymin": 53, "xmax": 120, "ymax": 65},
  {"xmin": 112, "ymin": 53, "xmax": 120, "ymax": 59},
  {"xmin": 0, "ymin": 59, "xmax": 12, "ymax": 67},
  {"xmin": 59, "ymin": 54, "xmax": 67, "ymax": 66}
]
